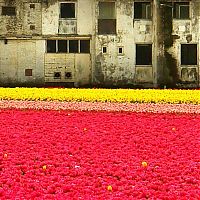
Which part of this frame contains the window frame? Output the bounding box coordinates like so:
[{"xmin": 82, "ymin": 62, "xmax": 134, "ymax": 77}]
[
  {"xmin": 136, "ymin": 44, "xmax": 152, "ymax": 66},
  {"xmin": 1, "ymin": 6, "xmax": 16, "ymax": 16},
  {"xmin": 46, "ymin": 39, "xmax": 90, "ymax": 54},
  {"xmin": 98, "ymin": 1, "xmax": 116, "ymax": 35},
  {"xmin": 133, "ymin": 2, "xmax": 152, "ymax": 20},
  {"xmin": 181, "ymin": 44, "xmax": 197, "ymax": 65},
  {"xmin": 59, "ymin": 2, "xmax": 77, "ymax": 19},
  {"xmin": 173, "ymin": 2, "xmax": 190, "ymax": 19}
]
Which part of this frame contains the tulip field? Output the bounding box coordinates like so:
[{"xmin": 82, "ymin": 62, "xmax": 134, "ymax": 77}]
[{"xmin": 0, "ymin": 88, "xmax": 200, "ymax": 199}]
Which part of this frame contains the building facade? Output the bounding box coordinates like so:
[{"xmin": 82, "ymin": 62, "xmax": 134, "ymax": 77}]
[{"xmin": 0, "ymin": 0, "xmax": 199, "ymax": 88}]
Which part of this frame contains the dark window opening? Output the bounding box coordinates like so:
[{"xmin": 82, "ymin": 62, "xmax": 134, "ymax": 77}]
[
  {"xmin": 181, "ymin": 44, "xmax": 197, "ymax": 65},
  {"xmin": 134, "ymin": 2, "xmax": 151, "ymax": 19},
  {"xmin": 2, "ymin": 6, "xmax": 16, "ymax": 16},
  {"xmin": 65, "ymin": 72, "xmax": 72, "ymax": 79},
  {"xmin": 54, "ymin": 72, "xmax": 61, "ymax": 79},
  {"xmin": 98, "ymin": 2, "xmax": 116, "ymax": 34},
  {"xmin": 30, "ymin": 4, "xmax": 35, "ymax": 9},
  {"xmin": 25, "ymin": 69, "xmax": 32, "ymax": 76},
  {"xmin": 98, "ymin": 19, "xmax": 116, "ymax": 34},
  {"xmin": 173, "ymin": 3, "xmax": 189, "ymax": 19},
  {"xmin": 99, "ymin": 2, "xmax": 115, "ymax": 19},
  {"xmin": 60, "ymin": 3, "xmax": 75, "ymax": 18},
  {"xmin": 102, "ymin": 46, "xmax": 107, "ymax": 53},
  {"xmin": 69, "ymin": 40, "xmax": 78, "ymax": 53},
  {"xmin": 80, "ymin": 40, "xmax": 90, "ymax": 53},
  {"xmin": 136, "ymin": 44, "xmax": 152, "ymax": 65},
  {"xmin": 30, "ymin": 25, "xmax": 35, "ymax": 30},
  {"xmin": 4, "ymin": 39, "xmax": 8, "ymax": 44},
  {"xmin": 118, "ymin": 47, "xmax": 123, "ymax": 54},
  {"xmin": 58, "ymin": 40, "xmax": 68, "ymax": 53},
  {"xmin": 47, "ymin": 40, "xmax": 56, "ymax": 53}
]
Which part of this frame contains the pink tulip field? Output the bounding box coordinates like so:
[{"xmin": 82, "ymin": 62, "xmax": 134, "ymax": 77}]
[{"xmin": 0, "ymin": 100, "xmax": 200, "ymax": 199}]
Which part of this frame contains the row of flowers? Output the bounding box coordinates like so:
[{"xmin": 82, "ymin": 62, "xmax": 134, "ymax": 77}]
[
  {"xmin": 0, "ymin": 109, "xmax": 199, "ymax": 198},
  {"xmin": 0, "ymin": 88, "xmax": 200, "ymax": 104},
  {"xmin": 1, "ymin": 100, "xmax": 200, "ymax": 113}
]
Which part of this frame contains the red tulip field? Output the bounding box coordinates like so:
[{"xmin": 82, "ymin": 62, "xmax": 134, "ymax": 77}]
[{"xmin": 0, "ymin": 108, "xmax": 199, "ymax": 199}]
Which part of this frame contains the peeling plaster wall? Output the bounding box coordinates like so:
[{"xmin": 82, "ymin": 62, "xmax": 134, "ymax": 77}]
[{"xmin": 94, "ymin": 0, "xmax": 153, "ymax": 87}]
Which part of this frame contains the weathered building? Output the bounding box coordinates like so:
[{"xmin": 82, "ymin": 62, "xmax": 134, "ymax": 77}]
[{"xmin": 0, "ymin": 0, "xmax": 199, "ymax": 88}]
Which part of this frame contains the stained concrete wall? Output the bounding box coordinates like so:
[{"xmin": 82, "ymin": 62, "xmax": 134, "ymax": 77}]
[{"xmin": 94, "ymin": 0, "xmax": 154, "ymax": 87}]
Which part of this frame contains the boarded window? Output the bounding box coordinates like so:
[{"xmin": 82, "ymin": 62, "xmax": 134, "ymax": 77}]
[
  {"xmin": 25, "ymin": 69, "xmax": 32, "ymax": 76},
  {"xmin": 80, "ymin": 40, "xmax": 90, "ymax": 53},
  {"xmin": 181, "ymin": 44, "xmax": 197, "ymax": 65},
  {"xmin": 134, "ymin": 3, "xmax": 151, "ymax": 19},
  {"xmin": 60, "ymin": 3, "xmax": 75, "ymax": 18},
  {"xmin": 69, "ymin": 40, "xmax": 78, "ymax": 53},
  {"xmin": 98, "ymin": 2, "xmax": 116, "ymax": 34},
  {"xmin": 58, "ymin": 40, "xmax": 68, "ymax": 53},
  {"xmin": 136, "ymin": 44, "xmax": 152, "ymax": 65},
  {"xmin": 47, "ymin": 40, "xmax": 56, "ymax": 53},
  {"xmin": 173, "ymin": 3, "xmax": 189, "ymax": 19},
  {"xmin": 2, "ymin": 6, "xmax": 16, "ymax": 16}
]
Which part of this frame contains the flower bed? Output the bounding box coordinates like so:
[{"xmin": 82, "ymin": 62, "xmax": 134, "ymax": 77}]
[
  {"xmin": 0, "ymin": 88, "xmax": 200, "ymax": 104},
  {"xmin": 0, "ymin": 109, "xmax": 199, "ymax": 199}
]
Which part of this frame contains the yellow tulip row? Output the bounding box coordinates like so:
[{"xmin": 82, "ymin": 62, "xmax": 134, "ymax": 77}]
[{"xmin": 0, "ymin": 88, "xmax": 200, "ymax": 104}]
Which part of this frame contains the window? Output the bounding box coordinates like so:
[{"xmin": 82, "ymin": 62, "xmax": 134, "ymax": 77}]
[
  {"xmin": 80, "ymin": 40, "xmax": 90, "ymax": 53},
  {"xmin": 181, "ymin": 44, "xmax": 197, "ymax": 65},
  {"xmin": 136, "ymin": 44, "xmax": 152, "ymax": 65},
  {"xmin": 118, "ymin": 47, "xmax": 123, "ymax": 55},
  {"xmin": 69, "ymin": 40, "xmax": 78, "ymax": 53},
  {"xmin": 2, "ymin": 6, "xmax": 16, "ymax": 16},
  {"xmin": 58, "ymin": 40, "xmax": 68, "ymax": 53},
  {"xmin": 98, "ymin": 2, "xmax": 116, "ymax": 34},
  {"xmin": 47, "ymin": 40, "xmax": 56, "ymax": 53},
  {"xmin": 30, "ymin": 4, "xmax": 35, "ymax": 9},
  {"xmin": 134, "ymin": 2, "xmax": 151, "ymax": 19},
  {"xmin": 25, "ymin": 69, "xmax": 32, "ymax": 76},
  {"xmin": 173, "ymin": 3, "xmax": 189, "ymax": 19},
  {"xmin": 102, "ymin": 46, "xmax": 107, "ymax": 53},
  {"xmin": 60, "ymin": 3, "xmax": 75, "ymax": 18},
  {"xmin": 46, "ymin": 40, "xmax": 90, "ymax": 53},
  {"xmin": 30, "ymin": 25, "xmax": 35, "ymax": 30}
]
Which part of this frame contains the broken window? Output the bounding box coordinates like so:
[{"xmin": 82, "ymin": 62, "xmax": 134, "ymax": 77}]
[
  {"xmin": 98, "ymin": 2, "xmax": 116, "ymax": 34},
  {"xmin": 80, "ymin": 40, "xmax": 90, "ymax": 53},
  {"xmin": 134, "ymin": 2, "xmax": 151, "ymax": 19},
  {"xmin": 181, "ymin": 44, "xmax": 197, "ymax": 65},
  {"xmin": 60, "ymin": 3, "xmax": 75, "ymax": 18},
  {"xmin": 136, "ymin": 44, "xmax": 152, "ymax": 65},
  {"xmin": 25, "ymin": 69, "xmax": 32, "ymax": 76},
  {"xmin": 69, "ymin": 40, "xmax": 78, "ymax": 53},
  {"xmin": 2, "ymin": 6, "xmax": 16, "ymax": 16},
  {"xmin": 47, "ymin": 40, "xmax": 56, "ymax": 53},
  {"xmin": 173, "ymin": 3, "xmax": 189, "ymax": 19},
  {"xmin": 58, "ymin": 40, "xmax": 68, "ymax": 53}
]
